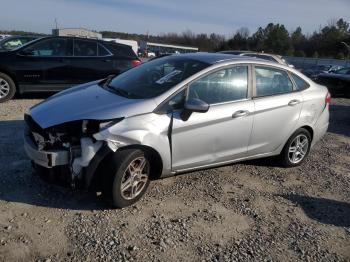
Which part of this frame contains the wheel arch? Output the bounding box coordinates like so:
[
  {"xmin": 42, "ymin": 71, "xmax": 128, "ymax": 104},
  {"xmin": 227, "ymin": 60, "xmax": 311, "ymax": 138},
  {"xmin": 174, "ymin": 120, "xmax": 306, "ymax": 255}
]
[
  {"xmin": 87, "ymin": 144, "xmax": 163, "ymax": 190},
  {"xmin": 299, "ymin": 125, "xmax": 314, "ymax": 142},
  {"xmin": 117, "ymin": 144, "xmax": 163, "ymax": 180},
  {"xmin": 0, "ymin": 68, "xmax": 18, "ymax": 91}
]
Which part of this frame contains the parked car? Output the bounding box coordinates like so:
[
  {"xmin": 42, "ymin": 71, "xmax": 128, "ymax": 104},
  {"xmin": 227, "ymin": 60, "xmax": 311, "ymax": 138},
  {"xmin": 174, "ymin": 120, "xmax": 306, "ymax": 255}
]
[
  {"xmin": 217, "ymin": 50, "xmax": 253, "ymax": 55},
  {"xmin": 0, "ymin": 36, "xmax": 141, "ymax": 102},
  {"xmin": 0, "ymin": 35, "xmax": 40, "ymax": 51},
  {"xmin": 302, "ymin": 65, "xmax": 344, "ymax": 79},
  {"xmin": 314, "ymin": 67, "xmax": 350, "ymax": 97},
  {"xmin": 147, "ymin": 51, "xmax": 156, "ymax": 58},
  {"xmin": 219, "ymin": 51, "xmax": 294, "ymax": 68},
  {"xmin": 24, "ymin": 53, "xmax": 330, "ymax": 208},
  {"xmin": 240, "ymin": 52, "xmax": 294, "ymax": 67}
]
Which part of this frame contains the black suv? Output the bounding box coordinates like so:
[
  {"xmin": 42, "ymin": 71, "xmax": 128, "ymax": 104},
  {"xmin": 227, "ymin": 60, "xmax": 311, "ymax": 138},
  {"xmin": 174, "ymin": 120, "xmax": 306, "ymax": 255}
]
[{"xmin": 0, "ymin": 36, "xmax": 141, "ymax": 102}]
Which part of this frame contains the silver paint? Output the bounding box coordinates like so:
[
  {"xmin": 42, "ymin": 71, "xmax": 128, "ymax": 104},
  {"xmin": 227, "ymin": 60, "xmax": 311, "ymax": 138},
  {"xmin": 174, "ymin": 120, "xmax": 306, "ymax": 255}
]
[{"xmin": 27, "ymin": 53, "xmax": 330, "ymax": 178}]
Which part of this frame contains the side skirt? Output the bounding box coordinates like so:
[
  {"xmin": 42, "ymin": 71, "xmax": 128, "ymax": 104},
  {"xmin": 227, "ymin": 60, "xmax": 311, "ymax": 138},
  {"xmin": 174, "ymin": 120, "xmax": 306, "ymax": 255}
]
[{"xmin": 170, "ymin": 150, "xmax": 281, "ymax": 175}]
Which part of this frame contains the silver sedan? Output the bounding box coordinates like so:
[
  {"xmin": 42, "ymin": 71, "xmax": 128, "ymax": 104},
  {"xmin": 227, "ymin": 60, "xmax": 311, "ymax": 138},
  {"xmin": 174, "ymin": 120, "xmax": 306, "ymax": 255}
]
[{"xmin": 24, "ymin": 53, "xmax": 330, "ymax": 208}]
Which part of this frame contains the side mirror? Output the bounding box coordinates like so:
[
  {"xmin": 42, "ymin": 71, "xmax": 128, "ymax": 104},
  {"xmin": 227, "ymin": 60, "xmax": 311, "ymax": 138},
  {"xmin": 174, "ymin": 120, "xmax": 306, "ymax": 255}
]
[{"xmin": 184, "ymin": 98, "xmax": 209, "ymax": 113}]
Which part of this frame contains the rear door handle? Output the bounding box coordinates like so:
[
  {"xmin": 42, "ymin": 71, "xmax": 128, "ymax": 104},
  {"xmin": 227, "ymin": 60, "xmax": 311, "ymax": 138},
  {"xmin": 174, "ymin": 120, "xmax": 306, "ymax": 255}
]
[
  {"xmin": 232, "ymin": 110, "xmax": 249, "ymax": 118},
  {"xmin": 288, "ymin": 99, "xmax": 300, "ymax": 106}
]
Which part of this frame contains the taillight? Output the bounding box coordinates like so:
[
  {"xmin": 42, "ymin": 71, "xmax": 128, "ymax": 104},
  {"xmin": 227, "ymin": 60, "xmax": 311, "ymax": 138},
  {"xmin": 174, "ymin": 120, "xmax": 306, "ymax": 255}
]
[
  {"xmin": 131, "ymin": 60, "xmax": 141, "ymax": 66},
  {"xmin": 325, "ymin": 92, "xmax": 331, "ymax": 104}
]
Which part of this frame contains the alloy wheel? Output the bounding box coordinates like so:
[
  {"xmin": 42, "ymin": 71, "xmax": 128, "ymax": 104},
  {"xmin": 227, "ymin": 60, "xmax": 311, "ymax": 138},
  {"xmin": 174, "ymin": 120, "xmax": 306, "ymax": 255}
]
[
  {"xmin": 120, "ymin": 157, "xmax": 149, "ymax": 200},
  {"xmin": 288, "ymin": 134, "xmax": 309, "ymax": 164},
  {"xmin": 0, "ymin": 78, "xmax": 10, "ymax": 99}
]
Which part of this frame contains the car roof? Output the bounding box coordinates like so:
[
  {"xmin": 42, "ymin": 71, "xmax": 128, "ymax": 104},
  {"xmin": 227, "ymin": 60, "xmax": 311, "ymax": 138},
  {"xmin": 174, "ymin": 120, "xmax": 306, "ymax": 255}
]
[
  {"xmin": 171, "ymin": 52, "xmax": 266, "ymax": 64},
  {"xmin": 28, "ymin": 36, "xmax": 133, "ymax": 48}
]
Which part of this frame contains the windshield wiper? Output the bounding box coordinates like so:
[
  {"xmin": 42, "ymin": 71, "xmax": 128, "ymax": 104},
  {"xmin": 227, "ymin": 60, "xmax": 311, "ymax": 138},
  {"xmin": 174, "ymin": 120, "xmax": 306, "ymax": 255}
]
[
  {"xmin": 100, "ymin": 75, "xmax": 142, "ymax": 99},
  {"xmin": 111, "ymin": 88, "xmax": 132, "ymax": 98},
  {"xmin": 103, "ymin": 74, "xmax": 116, "ymax": 88}
]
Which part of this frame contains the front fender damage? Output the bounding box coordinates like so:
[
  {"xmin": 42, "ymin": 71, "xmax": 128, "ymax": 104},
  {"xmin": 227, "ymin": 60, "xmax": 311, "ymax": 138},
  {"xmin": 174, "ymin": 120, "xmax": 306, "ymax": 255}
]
[
  {"xmin": 67, "ymin": 113, "xmax": 172, "ymax": 188},
  {"xmin": 92, "ymin": 113, "xmax": 172, "ymax": 175}
]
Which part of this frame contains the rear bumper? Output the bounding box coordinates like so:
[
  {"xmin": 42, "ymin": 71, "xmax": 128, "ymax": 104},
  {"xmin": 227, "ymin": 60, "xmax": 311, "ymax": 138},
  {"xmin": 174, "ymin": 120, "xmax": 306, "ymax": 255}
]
[
  {"xmin": 23, "ymin": 126, "xmax": 69, "ymax": 168},
  {"xmin": 312, "ymin": 105, "xmax": 329, "ymax": 147}
]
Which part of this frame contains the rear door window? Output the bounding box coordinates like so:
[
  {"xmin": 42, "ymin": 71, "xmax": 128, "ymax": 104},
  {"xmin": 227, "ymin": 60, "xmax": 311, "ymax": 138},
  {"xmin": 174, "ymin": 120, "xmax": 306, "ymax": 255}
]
[
  {"xmin": 74, "ymin": 39, "xmax": 97, "ymax": 56},
  {"xmin": 254, "ymin": 66, "xmax": 293, "ymax": 97}
]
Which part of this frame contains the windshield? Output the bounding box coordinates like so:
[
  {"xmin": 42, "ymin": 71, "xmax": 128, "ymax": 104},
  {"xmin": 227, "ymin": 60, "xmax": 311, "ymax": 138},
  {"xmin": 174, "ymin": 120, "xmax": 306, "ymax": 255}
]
[
  {"xmin": 107, "ymin": 56, "xmax": 210, "ymax": 99},
  {"xmin": 0, "ymin": 37, "xmax": 37, "ymax": 51}
]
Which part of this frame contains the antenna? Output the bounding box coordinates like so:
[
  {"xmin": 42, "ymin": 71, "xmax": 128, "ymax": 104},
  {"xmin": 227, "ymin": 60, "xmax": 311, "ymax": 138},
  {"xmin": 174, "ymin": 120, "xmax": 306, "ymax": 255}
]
[{"xmin": 54, "ymin": 18, "xmax": 58, "ymax": 29}]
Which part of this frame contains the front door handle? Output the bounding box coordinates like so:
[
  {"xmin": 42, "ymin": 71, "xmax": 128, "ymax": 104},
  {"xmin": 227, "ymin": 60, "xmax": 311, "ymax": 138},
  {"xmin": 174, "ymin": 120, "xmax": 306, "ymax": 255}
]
[
  {"xmin": 232, "ymin": 110, "xmax": 249, "ymax": 118},
  {"xmin": 288, "ymin": 99, "xmax": 300, "ymax": 106}
]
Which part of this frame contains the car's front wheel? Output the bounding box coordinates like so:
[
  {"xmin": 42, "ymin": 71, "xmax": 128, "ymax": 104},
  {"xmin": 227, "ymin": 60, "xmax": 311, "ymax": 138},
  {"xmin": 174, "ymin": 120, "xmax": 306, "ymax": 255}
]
[
  {"xmin": 103, "ymin": 149, "xmax": 151, "ymax": 208},
  {"xmin": 0, "ymin": 73, "xmax": 16, "ymax": 103},
  {"xmin": 279, "ymin": 128, "xmax": 311, "ymax": 167}
]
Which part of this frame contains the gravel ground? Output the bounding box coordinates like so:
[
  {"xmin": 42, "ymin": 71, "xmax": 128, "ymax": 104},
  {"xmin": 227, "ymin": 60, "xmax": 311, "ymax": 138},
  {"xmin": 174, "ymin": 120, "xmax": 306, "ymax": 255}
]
[{"xmin": 0, "ymin": 97, "xmax": 349, "ymax": 262}]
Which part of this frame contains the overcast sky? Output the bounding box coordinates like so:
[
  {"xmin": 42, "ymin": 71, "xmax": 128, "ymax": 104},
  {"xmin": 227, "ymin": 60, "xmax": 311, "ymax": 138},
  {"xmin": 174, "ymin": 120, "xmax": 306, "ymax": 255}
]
[{"xmin": 0, "ymin": 0, "xmax": 349, "ymax": 36}]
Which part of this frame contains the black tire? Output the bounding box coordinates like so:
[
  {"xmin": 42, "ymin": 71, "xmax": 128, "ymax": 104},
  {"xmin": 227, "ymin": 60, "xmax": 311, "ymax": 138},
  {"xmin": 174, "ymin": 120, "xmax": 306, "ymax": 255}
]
[
  {"xmin": 345, "ymin": 86, "xmax": 350, "ymax": 98},
  {"xmin": 0, "ymin": 72, "xmax": 16, "ymax": 103},
  {"xmin": 102, "ymin": 149, "xmax": 151, "ymax": 208},
  {"xmin": 279, "ymin": 128, "xmax": 312, "ymax": 167}
]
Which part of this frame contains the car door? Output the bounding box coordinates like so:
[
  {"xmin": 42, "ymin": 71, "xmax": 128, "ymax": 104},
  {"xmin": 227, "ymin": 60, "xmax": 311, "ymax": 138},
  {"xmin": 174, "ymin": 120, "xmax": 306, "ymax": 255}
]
[
  {"xmin": 70, "ymin": 39, "xmax": 116, "ymax": 84},
  {"xmin": 170, "ymin": 65, "xmax": 254, "ymax": 171},
  {"xmin": 15, "ymin": 37, "xmax": 73, "ymax": 92},
  {"xmin": 247, "ymin": 65, "xmax": 303, "ymax": 155}
]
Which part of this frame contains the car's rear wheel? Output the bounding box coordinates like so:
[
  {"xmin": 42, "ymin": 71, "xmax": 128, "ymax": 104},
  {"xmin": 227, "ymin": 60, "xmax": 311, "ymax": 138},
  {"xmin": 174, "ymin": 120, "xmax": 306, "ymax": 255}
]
[
  {"xmin": 0, "ymin": 73, "xmax": 16, "ymax": 103},
  {"xmin": 103, "ymin": 149, "xmax": 151, "ymax": 208},
  {"xmin": 279, "ymin": 128, "xmax": 311, "ymax": 167}
]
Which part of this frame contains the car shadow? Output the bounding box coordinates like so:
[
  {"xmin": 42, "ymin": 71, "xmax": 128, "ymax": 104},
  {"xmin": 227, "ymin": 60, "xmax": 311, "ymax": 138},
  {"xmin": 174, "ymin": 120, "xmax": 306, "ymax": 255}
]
[
  {"xmin": 280, "ymin": 194, "xmax": 350, "ymax": 227},
  {"xmin": 15, "ymin": 92, "xmax": 54, "ymax": 100},
  {"xmin": 240, "ymin": 156, "xmax": 282, "ymax": 168},
  {"xmin": 328, "ymin": 104, "xmax": 350, "ymax": 137},
  {"xmin": 0, "ymin": 120, "xmax": 109, "ymax": 211}
]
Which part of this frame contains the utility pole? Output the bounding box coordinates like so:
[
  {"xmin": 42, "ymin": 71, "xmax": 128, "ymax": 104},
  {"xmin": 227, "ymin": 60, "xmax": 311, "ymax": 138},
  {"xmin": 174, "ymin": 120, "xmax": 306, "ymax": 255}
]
[{"xmin": 54, "ymin": 18, "xmax": 58, "ymax": 30}]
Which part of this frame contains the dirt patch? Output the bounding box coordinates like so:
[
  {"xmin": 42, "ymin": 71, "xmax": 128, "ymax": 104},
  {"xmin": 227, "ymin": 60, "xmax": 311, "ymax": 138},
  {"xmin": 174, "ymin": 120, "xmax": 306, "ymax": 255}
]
[{"xmin": 0, "ymin": 98, "xmax": 349, "ymax": 261}]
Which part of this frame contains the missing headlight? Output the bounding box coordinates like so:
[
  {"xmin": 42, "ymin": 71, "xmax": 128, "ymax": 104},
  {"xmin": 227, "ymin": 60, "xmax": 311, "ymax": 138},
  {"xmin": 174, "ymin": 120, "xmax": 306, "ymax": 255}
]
[{"xmin": 82, "ymin": 118, "xmax": 124, "ymax": 134}]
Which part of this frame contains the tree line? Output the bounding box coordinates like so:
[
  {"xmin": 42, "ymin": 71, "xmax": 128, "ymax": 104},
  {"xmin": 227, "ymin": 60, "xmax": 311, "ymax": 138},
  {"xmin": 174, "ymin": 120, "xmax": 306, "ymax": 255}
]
[
  {"xmin": 101, "ymin": 18, "xmax": 350, "ymax": 59},
  {"xmin": 2, "ymin": 18, "xmax": 350, "ymax": 59}
]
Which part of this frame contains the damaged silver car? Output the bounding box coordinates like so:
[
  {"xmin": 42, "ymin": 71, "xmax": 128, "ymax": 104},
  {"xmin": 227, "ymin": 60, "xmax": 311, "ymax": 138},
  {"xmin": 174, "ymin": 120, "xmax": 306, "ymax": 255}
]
[{"xmin": 24, "ymin": 53, "xmax": 330, "ymax": 208}]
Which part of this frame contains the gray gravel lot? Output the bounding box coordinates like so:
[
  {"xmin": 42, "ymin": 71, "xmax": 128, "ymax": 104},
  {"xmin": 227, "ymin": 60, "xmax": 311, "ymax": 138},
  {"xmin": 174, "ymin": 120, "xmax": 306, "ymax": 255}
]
[{"xmin": 0, "ymin": 97, "xmax": 349, "ymax": 262}]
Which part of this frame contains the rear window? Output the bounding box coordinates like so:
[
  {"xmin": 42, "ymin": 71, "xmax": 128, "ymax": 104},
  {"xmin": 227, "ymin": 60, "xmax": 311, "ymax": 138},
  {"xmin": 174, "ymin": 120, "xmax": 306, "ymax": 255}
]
[
  {"xmin": 291, "ymin": 73, "xmax": 309, "ymax": 91},
  {"xmin": 106, "ymin": 43, "xmax": 137, "ymax": 58},
  {"xmin": 98, "ymin": 44, "xmax": 110, "ymax": 56}
]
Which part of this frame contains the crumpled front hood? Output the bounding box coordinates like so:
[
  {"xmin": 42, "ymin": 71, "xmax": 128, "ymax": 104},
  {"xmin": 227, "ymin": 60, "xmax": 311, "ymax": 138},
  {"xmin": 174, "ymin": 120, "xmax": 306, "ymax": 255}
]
[{"xmin": 30, "ymin": 81, "xmax": 157, "ymax": 129}]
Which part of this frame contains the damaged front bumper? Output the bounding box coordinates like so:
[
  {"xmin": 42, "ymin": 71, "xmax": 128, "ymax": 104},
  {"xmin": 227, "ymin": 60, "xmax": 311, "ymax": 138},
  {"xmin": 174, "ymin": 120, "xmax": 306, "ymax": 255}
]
[
  {"xmin": 24, "ymin": 126, "xmax": 69, "ymax": 168},
  {"xmin": 23, "ymin": 121, "xmax": 110, "ymax": 189}
]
